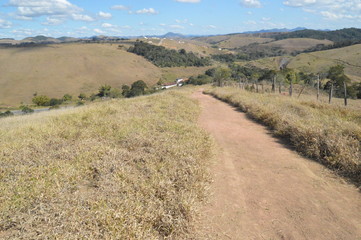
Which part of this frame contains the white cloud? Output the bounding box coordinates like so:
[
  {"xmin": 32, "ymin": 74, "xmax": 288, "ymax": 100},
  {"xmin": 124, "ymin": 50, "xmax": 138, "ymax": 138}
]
[
  {"xmin": 72, "ymin": 14, "xmax": 94, "ymax": 22},
  {"xmin": 169, "ymin": 24, "xmax": 185, "ymax": 29},
  {"xmin": 175, "ymin": 0, "xmax": 201, "ymax": 3},
  {"xmin": 94, "ymin": 28, "xmax": 105, "ymax": 34},
  {"xmin": 134, "ymin": 8, "xmax": 159, "ymax": 15},
  {"xmin": 0, "ymin": 19, "xmax": 12, "ymax": 29},
  {"xmin": 283, "ymin": 0, "xmax": 361, "ymax": 20},
  {"xmin": 7, "ymin": 0, "xmax": 94, "ymax": 22},
  {"xmin": 208, "ymin": 25, "xmax": 217, "ymax": 29},
  {"xmin": 110, "ymin": 5, "xmax": 129, "ymax": 11},
  {"xmin": 240, "ymin": 0, "xmax": 262, "ymax": 8},
  {"xmin": 98, "ymin": 11, "xmax": 112, "ymax": 19},
  {"xmin": 101, "ymin": 23, "xmax": 114, "ymax": 28},
  {"xmin": 42, "ymin": 17, "xmax": 65, "ymax": 25}
]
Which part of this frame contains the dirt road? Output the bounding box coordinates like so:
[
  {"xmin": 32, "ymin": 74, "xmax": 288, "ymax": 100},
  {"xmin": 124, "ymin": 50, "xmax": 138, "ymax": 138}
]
[{"xmin": 193, "ymin": 90, "xmax": 361, "ymax": 240}]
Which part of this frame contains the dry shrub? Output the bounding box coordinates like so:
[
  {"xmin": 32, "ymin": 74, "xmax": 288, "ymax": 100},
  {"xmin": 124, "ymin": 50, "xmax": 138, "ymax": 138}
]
[
  {"xmin": 0, "ymin": 91, "xmax": 213, "ymax": 239},
  {"xmin": 205, "ymin": 87, "xmax": 361, "ymax": 185}
]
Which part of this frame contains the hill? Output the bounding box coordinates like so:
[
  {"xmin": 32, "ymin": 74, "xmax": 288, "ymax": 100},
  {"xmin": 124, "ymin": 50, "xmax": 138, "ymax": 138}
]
[
  {"xmin": 271, "ymin": 28, "xmax": 361, "ymax": 42},
  {"xmin": 192, "ymin": 34, "xmax": 273, "ymax": 47},
  {"xmin": 0, "ymin": 43, "xmax": 209, "ymax": 106},
  {"xmin": 240, "ymin": 44, "xmax": 361, "ymax": 82},
  {"xmin": 261, "ymin": 38, "xmax": 333, "ymax": 53}
]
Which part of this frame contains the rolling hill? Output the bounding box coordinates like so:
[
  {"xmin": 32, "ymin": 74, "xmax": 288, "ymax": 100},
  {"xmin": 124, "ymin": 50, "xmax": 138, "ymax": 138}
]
[
  {"xmin": 240, "ymin": 44, "xmax": 361, "ymax": 82},
  {"xmin": 0, "ymin": 43, "xmax": 208, "ymax": 106}
]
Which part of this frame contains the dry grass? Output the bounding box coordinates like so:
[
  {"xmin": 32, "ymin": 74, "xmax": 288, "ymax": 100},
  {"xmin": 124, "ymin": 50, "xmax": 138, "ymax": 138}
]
[
  {"xmin": 193, "ymin": 34, "xmax": 273, "ymax": 48},
  {"xmin": 205, "ymin": 87, "xmax": 361, "ymax": 185},
  {"xmin": 262, "ymin": 38, "xmax": 333, "ymax": 53},
  {"xmin": 0, "ymin": 43, "xmax": 162, "ymax": 106},
  {"xmin": 0, "ymin": 90, "xmax": 213, "ymax": 239}
]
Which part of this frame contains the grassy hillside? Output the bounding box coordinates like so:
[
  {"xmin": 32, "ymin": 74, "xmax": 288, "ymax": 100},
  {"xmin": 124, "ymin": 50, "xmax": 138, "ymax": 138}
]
[
  {"xmin": 206, "ymin": 87, "xmax": 361, "ymax": 185},
  {"xmin": 0, "ymin": 90, "xmax": 213, "ymax": 239},
  {"xmin": 241, "ymin": 44, "xmax": 361, "ymax": 81},
  {"xmin": 272, "ymin": 28, "xmax": 361, "ymax": 42},
  {"xmin": 0, "ymin": 43, "xmax": 162, "ymax": 106},
  {"xmin": 289, "ymin": 44, "xmax": 361, "ymax": 81},
  {"xmin": 262, "ymin": 38, "xmax": 333, "ymax": 53},
  {"xmin": 193, "ymin": 34, "xmax": 273, "ymax": 48}
]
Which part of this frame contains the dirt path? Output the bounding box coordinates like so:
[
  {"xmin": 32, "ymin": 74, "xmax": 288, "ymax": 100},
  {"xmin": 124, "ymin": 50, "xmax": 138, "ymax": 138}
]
[{"xmin": 193, "ymin": 90, "xmax": 361, "ymax": 240}]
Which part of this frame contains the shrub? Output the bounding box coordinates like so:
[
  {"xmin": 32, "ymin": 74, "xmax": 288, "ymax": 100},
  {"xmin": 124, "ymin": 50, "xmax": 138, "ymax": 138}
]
[
  {"xmin": 21, "ymin": 106, "xmax": 34, "ymax": 114},
  {"xmin": 32, "ymin": 95, "xmax": 50, "ymax": 106},
  {"xmin": 63, "ymin": 94, "xmax": 73, "ymax": 102}
]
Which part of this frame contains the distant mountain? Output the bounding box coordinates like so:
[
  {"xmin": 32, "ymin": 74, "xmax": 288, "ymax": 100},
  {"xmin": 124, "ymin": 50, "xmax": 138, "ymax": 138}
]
[
  {"xmin": 242, "ymin": 27, "xmax": 307, "ymax": 34},
  {"xmin": 57, "ymin": 36, "xmax": 80, "ymax": 42},
  {"xmin": 22, "ymin": 35, "xmax": 60, "ymax": 43}
]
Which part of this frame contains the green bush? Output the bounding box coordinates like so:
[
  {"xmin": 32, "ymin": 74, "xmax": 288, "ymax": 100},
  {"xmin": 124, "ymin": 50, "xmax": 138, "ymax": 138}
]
[{"xmin": 32, "ymin": 95, "xmax": 50, "ymax": 106}]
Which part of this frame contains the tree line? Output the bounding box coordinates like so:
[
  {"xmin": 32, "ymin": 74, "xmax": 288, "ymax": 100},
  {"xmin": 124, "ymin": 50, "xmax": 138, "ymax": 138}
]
[
  {"xmin": 0, "ymin": 80, "xmax": 153, "ymax": 119},
  {"xmin": 187, "ymin": 64, "xmax": 361, "ymax": 104},
  {"xmin": 127, "ymin": 41, "xmax": 211, "ymax": 67}
]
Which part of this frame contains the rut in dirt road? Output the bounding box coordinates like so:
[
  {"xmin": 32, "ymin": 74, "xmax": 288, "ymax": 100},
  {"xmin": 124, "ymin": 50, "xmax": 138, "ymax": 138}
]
[{"xmin": 193, "ymin": 90, "xmax": 361, "ymax": 240}]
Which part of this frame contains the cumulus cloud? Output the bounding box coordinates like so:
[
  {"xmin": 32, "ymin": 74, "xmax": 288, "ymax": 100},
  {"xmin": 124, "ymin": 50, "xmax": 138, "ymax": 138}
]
[
  {"xmin": 0, "ymin": 19, "xmax": 12, "ymax": 28},
  {"xmin": 110, "ymin": 5, "xmax": 129, "ymax": 11},
  {"xmin": 134, "ymin": 8, "xmax": 158, "ymax": 15},
  {"xmin": 175, "ymin": 0, "xmax": 201, "ymax": 3},
  {"xmin": 94, "ymin": 28, "xmax": 105, "ymax": 34},
  {"xmin": 98, "ymin": 11, "xmax": 112, "ymax": 19},
  {"xmin": 283, "ymin": 0, "xmax": 361, "ymax": 20},
  {"xmin": 7, "ymin": 0, "xmax": 94, "ymax": 22},
  {"xmin": 101, "ymin": 23, "xmax": 114, "ymax": 28},
  {"xmin": 240, "ymin": 0, "xmax": 262, "ymax": 8}
]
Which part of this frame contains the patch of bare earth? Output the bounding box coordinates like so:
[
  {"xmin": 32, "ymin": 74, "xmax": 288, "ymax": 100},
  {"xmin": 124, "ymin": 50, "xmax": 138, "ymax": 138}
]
[{"xmin": 193, "ymin": 90, "xmax": 361, "ymax": 240}]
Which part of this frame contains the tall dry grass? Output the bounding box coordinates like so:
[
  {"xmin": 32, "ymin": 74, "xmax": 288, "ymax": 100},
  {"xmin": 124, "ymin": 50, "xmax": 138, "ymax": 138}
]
[
  {"xmin": 0, "ymin": 91, "xmax": 213, "ymax": 239},
  {"xmin": 205, "ymin": 87, "xmax": 361, "ymax": 185}
]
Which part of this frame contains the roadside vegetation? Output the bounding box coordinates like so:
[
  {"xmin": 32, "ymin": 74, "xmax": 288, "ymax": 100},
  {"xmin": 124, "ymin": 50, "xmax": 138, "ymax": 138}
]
[
  {"xmin": 0, "ymin": 90, "xmax": 213, "ymax": 239},
  {"xmin": 205, "ymin": 87, "xmax": 361, "ymax": 185}
]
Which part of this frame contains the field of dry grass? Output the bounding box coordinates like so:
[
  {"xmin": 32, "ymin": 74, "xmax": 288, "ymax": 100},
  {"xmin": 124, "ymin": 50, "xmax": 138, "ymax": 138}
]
[
  {"xmin": 0, "ymin": 90, "xmax": 213, "ymax": 239},
  {"xmin": 240, "ymin": 44, "xmax": 361, "ymax": 82},
  {"xmin": 193, "ymin": 34, "xmax": 273, "ymax": 48},
  {"xmin": 205, "ymin": 87, "xmax": 361, "ymax": 185},
  {"xmin": 262, "ymin": 38, "xmax": 333, "ymax": 53},
  {"xmin": 0, "ymin": 43, "xmax": 162, "ymax": 106}
]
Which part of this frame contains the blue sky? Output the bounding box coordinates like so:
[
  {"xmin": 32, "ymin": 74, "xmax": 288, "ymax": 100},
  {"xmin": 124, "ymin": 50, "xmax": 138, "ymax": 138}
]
[{"xmin": 0, "ymin": 0, "xmax": 360, "ymax": 39}]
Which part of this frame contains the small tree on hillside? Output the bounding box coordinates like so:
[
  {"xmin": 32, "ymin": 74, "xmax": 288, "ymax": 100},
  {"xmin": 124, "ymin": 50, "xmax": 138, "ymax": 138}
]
[
  {"xmin": 128, "ymin": 80, "xmax": 148, "ymax": 97},
  {"xmin": 32, "ymin": 95, "xmax": 50, "ymax": 106},
  {"xmin": 63, "ymin": 94, "xmax": 72, "ymax": 102},
  {"xmin": 122, "ymin": 85, "xmax": 131, "ymax": 97},
  {"xmin": 78, "ymin": 93, "xmax": 87, "ymax": 100},
  {"xmin": 214, "ymin": 67, "xmax": 231, "ymax": 87},
  {"xmin": 98, "ymin": 85, "xmax": 112, "ymax": 97},
  {"xmin": 327, "ymin": 65, "xmax": 350, "ymax": 105}
]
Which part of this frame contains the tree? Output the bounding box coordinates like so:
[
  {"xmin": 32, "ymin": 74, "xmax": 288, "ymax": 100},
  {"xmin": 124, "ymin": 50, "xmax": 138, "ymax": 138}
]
[
  {"xmin": 122, "ymin": 85, "xmax": 130, "ymax": 97},
  {"xmin": 0, "ymin": 110, "xmax": 14, "ymax": 118},
  {"xmin": 214, "ymin": 67, "xmax": 231, "ymax": 87},
  {"xmin": 63, "ymin": 94, "xmax": 72, "ymax": 102},
  {"xmin": 21, "ymin": 106, "xmax": 34, "ymax": 114},
  {"xmin": 327, "ymin": 65, "xmax": 350, "ymax": 105},
  {"xmin": 78, "ymin": 93, "xmax": 87, "ymax": 100},
  {"xmin": 109, "ymin": 88, "xmax": 122, "ymax": 98},
  {"xmin": 98, "ymin": 85, "xmax": 112, "ymax": 97},
  {"xmin": 49, "ymin": 98, "xmax": 63, "ymax": 106},
  {"xmin": 32, "ymin": 95, "xmax": 50, "ymax": 106},
  {"xmin": 285, "ymin": 70, "xmax": 296, "ymax": 97},
  {"xmin": 128, "ymin": 80, "xmax": 148, "ymax": 97}
]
